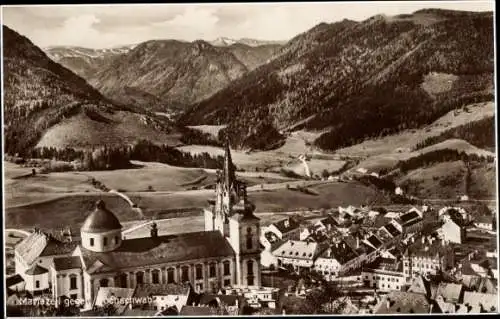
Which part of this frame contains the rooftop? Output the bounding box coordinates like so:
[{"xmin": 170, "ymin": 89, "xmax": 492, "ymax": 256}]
[
  {"xmin": 462, "ymin": 291, "xmax": 498, "ymax": 311},
  {"xmin": 271, "ymin": 217, "xmax": 300, "ymax": 234},
  {"xmin": 399, "ymin": 210, "xmax": 422, "ymax": 225},
  {"xmin": 272, "ymin": 240, "xmax": 323, "ymax": 260},
  {"xmin": 53, "ymin": 256, "xmax": 82, "ymax": 271},
  {"xmin": 25, "ymin": 264, "xmax": 48, "ymax": 276},
  {"xmin": 375, "ymin": 292, "xmax": 431, "ymax": 314},
  {"xmin": 384, "ymin": 223, "xmax": 402, "ymax": 238},
  {"xmin": 432, "ymin": 282, "xmax": 463, "ymax": 303},
  {"xmin": 15, "ymin": 231, "xmax": 78, "ymax": 265},
  {"xmin": 6, "ymin": 274, "xmax": 24, "ymax": 287},
  {"xmin": 79, "ymin": 231, "xmax": 234, "ymax": 274},
  {"xmin": 180, "ymin": 305, "xmax": 217, "ymax": 316},
  {"xmin": 81, "ymin": 200, "xmax": 122, "ymax": 233},
  {"xmin": 318, "ymin": 241, "xmax": 359, "ymax": 265},
  {"xmin": 134, "ymin": 282, "xmax": 191, "ymax": 297}
]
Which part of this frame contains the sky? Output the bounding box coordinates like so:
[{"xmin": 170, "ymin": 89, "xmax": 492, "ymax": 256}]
[{"xmin": 2, "ymin": 1, "xmax": 495, "ymax": 49}]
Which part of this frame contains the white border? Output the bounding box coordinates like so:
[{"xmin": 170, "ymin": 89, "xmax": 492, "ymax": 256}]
[{"xmin": 1, "ymin": 1, "xmax": 498, "ymax": 317}]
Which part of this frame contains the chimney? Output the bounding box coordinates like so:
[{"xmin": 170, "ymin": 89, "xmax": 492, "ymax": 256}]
[
  {"xmin": 411, "ymin": 237, "xmax": 415, "ymax": 243},
  {"xmin": 356, "ymin": 236, "xmax": 360, "ymax": 249},
  {"xmin": 327, "ymin": 248, "xmax": 332, "ymax": 258},
  {"xmin": 421, "ymin": 237, "xmax": 425, "ymax": 244}
]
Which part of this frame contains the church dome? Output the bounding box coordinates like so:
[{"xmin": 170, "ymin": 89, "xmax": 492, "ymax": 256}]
[{"xmin": 81, "ymin": 200, "xmax": 122, "ymax": 233}]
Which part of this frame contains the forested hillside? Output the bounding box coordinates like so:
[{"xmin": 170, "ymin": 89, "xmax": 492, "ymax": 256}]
[
  {"xmin": 3, "ymin": 25, "xmax": 173, "ymax": 156},
  {"xmin": 180, "ymin": 10, "xmax": 494, "ymax": 151}
]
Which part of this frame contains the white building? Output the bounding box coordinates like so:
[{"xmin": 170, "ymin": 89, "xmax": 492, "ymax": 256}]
[
  {"xmin": 272, "ymin": 240, "xmax": 324, "ymax": 272},
  {"xmin": 438, "ymin": 217, "xmax": 465, "ymax": 244},
  {"xmin": 314, "ymin": 241, "xmax": 365, "ymax": 280},
  {"xmin": 362, "ymin": 257, "xmax": 405, "ymax": 292}
]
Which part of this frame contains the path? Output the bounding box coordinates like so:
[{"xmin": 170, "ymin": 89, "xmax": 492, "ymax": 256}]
[{"xmin": 109, "ymin": 189, "xmax": 145, "ymax": 219}]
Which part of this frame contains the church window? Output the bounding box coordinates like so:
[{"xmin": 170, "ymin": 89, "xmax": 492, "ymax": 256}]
[
  {"xmin": 99, "ymin": 278, "xmax": 109, "ymax": 288},
  {"xmin": 36, "ymin": 280, "xmax": 40, "ymax": 289},
  {"xmin": 167, "ymin": 268, "xmax": 175, "ymax": 283},
  {"xmin": 223, "ymin": 261, "xmax": 230, "ymax": 276},
  {"xmin": 136, "ymin": 272, "xmax": 144, "ymax": 285},
  {"xmin": 152, "ymin": 270, "xmax": 160, "ymax": 284},
  {"xmin": 195, "ymin": 265, "xmax": 203, "ymax": 280},
  {"xmin": 103, "ymin": 237, "xmax": 108, "ymax": 246},
  {"xmin": 246, "ymin": 227, "xmax": 253, "ymax": 250},
  {"xmin": 247, "ymin": 276, "xmax": 254, "ymax": 286},
  {"xmin": 209, "ymin": 263, "xmax": 217, "ymax": 278},
  {"xmin": 70, "ymin": 275, "xmax": 78, "ymax": 290},
  {"xmin": 90, "ymin": 238, "xmax": 94, "ymax": 247},
  {"xmin": 247, "ymin": 260, "xmax": 254, "ymax": 275},
  {"xmin": 181, "ymin": 266, "xmax": 189, "ymax": 282},
  {"xmin": 118, "ymin": 274, "xmax": 127, "ymax": 288},
  {"xmin": 224, "ymin": 279, "xmax": 231, "ymax": 287},
  {"xmin": 114, "ymin": 236, "xmax": 119, "ymax": 245}
]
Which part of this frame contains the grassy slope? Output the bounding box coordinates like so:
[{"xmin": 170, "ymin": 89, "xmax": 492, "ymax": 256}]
[
  {"xmin": 396, "ymin": 160, "xmax": 467, "ymax": 199},
  {"xmin": 4, "ymin": 180, "xmax": 389, "ymax": 230}
]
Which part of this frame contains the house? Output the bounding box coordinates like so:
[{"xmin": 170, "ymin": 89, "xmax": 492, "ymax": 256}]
[
  {"xmin": 474, "ymin": 215, "xmax": 493, "ymax": 231},
  {"xmin": 438, "ymin": 216, "xmax": 465, "ymax": 244},
  {"xmin": 133, "ymin": 282, "xmax": 195, "ymax": 313},
  {"xmin": 272, "ymin": 240, "xmax": 325, "ymax": 272},
  {"xmin": 396, "ymin": 209, "xmax": 424, "ymax": 234},
  {"xmin": 403, "ymin": 239, "xmax": 454, "ymax": 280},
  {"xmin": 314, "ymin": 241, "xmax": 364, "ymax": 280},
  {"xmin": 373, "ymin": 291, "xmax": 431, "ymax": 314},
  {"xmin": 267, "ymin": 217, "xmax": 301, "ymax": 241},
  {"xmin": 14, "ymin": 229, "xmax": 78, "ymax": 290},
  {"xmin": 362, "ymin": 257, "xmax": 405, "ymax": 292}
]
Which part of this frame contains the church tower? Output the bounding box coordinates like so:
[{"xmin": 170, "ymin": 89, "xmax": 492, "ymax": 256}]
[
  {"xmin": 203, "ymin": 138, "xmax": 262, "ymax": 287},
  {"xmin": 204, "ymin": 138, "xmax": 239, "ymax": 237}
]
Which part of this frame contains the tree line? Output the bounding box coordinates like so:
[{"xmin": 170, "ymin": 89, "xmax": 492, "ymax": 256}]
[
  {"xmin": 413, "ymin": 116, "xmax": 495, "ymax": 151},
  {"xmin": 17, "ymin": 140, "xmax": 227, "ymax": 172},
  {"xmin": 396, "ymin": 148, "xmax": 494, "ymax": 174}
]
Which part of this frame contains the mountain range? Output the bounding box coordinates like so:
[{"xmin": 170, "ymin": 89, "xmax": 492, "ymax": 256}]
[
  {"xmin": 2, "ymin": 9, "xmax": 495, "ymax": 157},
  {"xmin": 180, "ymin": 9, "xmax": 494, "ymax": 151},
  {"xmin": 209, "ymin": 37, "xmax": 287, "ymax": 47},
  {"xmin": 3, "ymin": 25, "xmax": 175, "ymax": 156},
  {"xmin": 45, "ymin": 40, "xmax": 282, "ymax": 112}
]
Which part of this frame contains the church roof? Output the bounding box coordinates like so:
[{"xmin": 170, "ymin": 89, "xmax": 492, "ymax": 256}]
[
  {"xmin": 15, "ymin": 231, "xmax": 77, "ymax": 265},
  {"xmin": 53, "ymin": 256, "xmax": 82, "ymax": 271},
  {"xmin": 25, "ymin": 264, "xmax": 48, "ymax": 276},
  {"xmin": 81, "ymin": 200, "xmax": 122, "ymax": 233},
  {"xmin": 79, "ymin": 231, "xmax": 235, "ymax": 274}
]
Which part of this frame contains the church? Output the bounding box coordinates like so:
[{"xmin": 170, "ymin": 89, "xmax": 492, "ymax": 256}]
[{"xmin": 13, "ymin": 142, "xmax": 262, "ymax": 309}]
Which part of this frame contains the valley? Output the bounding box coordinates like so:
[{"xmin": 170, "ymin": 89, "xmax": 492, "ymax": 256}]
[{"xmin": 2, "ymin": 8, "xmax": 496, "ymax": 249}]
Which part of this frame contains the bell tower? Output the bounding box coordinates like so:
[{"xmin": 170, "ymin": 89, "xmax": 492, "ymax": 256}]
[{"xmin": 204, "ymin": 138, "xmax": 239, "ymax": 237}]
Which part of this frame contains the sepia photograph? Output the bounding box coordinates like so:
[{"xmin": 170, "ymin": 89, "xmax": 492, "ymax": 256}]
[{"xmin": 1, "ymin": 1, "xmax": 498, "ymax": 316}]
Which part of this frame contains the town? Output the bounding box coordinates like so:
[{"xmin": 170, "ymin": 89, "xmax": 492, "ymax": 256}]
[{"xmin": 5, "ymin": 144, "xmax": 498, "ymax": 315}]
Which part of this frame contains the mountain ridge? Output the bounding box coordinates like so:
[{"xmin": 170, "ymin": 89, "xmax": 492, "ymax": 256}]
[
  {"xmin": 3, "ymin": 25, "xmax": 175, "ymax": 155},
  {"xmin": 179, "ymin": 9, "xmax": 494, "ymax": 151}
]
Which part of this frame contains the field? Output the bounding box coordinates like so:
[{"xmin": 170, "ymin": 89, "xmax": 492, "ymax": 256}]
[
  {"xmin": 4, "ymin": 179, "xmax": 389, "ymax": 231},
  {"xmin": 396, "ymin": 160, "xmax": 467, "ymax": 199},
  {"xmin": 3, "ymin": 161, "xmax": 293, "ymax": 207}
]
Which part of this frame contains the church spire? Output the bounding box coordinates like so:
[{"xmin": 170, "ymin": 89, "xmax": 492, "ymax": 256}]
[{"xmin": 223, "ymin": 137, "xmax": 236, "ymax": 188}]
